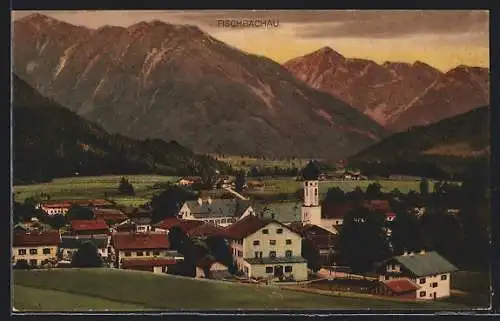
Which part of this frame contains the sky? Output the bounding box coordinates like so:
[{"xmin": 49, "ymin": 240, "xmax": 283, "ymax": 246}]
[{"xmin": 12, "ymin": 10, "xmax": 490, "ymax": 72}]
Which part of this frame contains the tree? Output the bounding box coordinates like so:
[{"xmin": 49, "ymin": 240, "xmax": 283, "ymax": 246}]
[
  {"xmin": 167, "ymin": 226, "xmax": 197, "ymax": 277},
  {"xmin": 205, "ymin": 235, "xmax": 237, "ymax": 274},
  {"xmin": 365, "ymin": 182, "xmax": 382, "ymax": 200},
  {"xmin": 14, "ymin": 260, "xmax": 31, "ymax": 270},
  {"xmin": 48, "ymin": 214, "xmax": 67, "ymax": 229},
  {"xmin": 200, "ymin": 167, "xmax": 218, "ymax": 189},
  {"xmin": 150, "ymin": 186, "xmax": 197, "ymax": 223},
  {"xmin": 338, "ymin": 206, "xmax": 391, "ymax": 276},
  {"xmin": 235, "ymin": 170, "xmax": 246, "ymax": 193},
  {"xmin": 389, "ymin": 200, "xmax": 423, "ymax": 255},
  {"xmin": 66, "ymin": 205, "xmax": 94, "ymax": 221},
  {"xmin": 324, "ymin": 187, "xmax": 346, "ymax": 204},
  {"xmin": 71, "ymin": 241, "xmax": 102, "ymax": 268},
  {"xmin": 302, "ymin": 238, "xmax": 322, "ymax": 272},
  {"xmin": 118, "ymin": 177, "xmax": 135, "ymax": 196},
  {"xmin": 419, "ymin": 178, "xmax": 430, "ymax": 196}
]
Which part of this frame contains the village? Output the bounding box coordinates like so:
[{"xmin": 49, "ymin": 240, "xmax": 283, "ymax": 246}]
[{"xmin": 12, "ymin": 161, "xmax": 468, "ymax": 304}]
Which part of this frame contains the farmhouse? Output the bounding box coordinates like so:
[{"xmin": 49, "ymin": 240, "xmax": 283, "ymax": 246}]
[
  {"xmin": 178, "ymin": 198, "xmax": 254, "ymax": 227},
  {"xmin": 115, "ymin": 217, "xmax": 153, "ymax": 233},
  {"xmin": 154, "ymin": 217, "xmax": 204, "ymax": 234},
  {"xmin": 111, "ymin": 232, "xmax": 183, "ymax": 270},
  {"xmin": 289, "ymin": 223, "xmax": 339, "ymax": 266},
  {"xmin": 69, "ymin": 220, "xmax": 109, "ymax": 236},
  {"xmin": 12, "ymin": 230, "xmax": 61, "ymax": 267},
  {"xmin": 121, "ymin": 258, "xmax": 178, "ymax": 273},
  {"xmin": 221, "ymin": 215, "xmax": 308, "ymax": 282},
  {"xmin": 38, "ymin": 202, "xmax": 72, "ymax": 215},
  {"xmin": 376, "ymin": 250, "xmax": 458, "ymax": 300},
  {"xmin": 37, "ymin": 199, "xmax": 116, "ymax": 215},
  {"xmin": 91, "ymin": 208, "xmax": 128, "ymax": 224},
  {"xmin": 59, "ymin": 235, "xmax": 111, "ymax": 261}
]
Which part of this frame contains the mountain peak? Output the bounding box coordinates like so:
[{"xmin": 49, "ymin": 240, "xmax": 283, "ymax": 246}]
[{"xmin": 313, "ymin": 46, "xmax": 344, "ymax": 59}]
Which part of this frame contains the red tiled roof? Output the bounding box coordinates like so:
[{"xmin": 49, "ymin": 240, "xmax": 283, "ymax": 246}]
[
  {"xmin": 13, "ymin": 230, "xmax": 61, "ymax": 247},
  {"xmin": 221, "ymin": 215, "xmax": 275, "ymax": 239},
  {"xmin": 121, "ymin": 258, "xmax": 177, "ymax": 268},
  {"xmin": 382, "ymin": 278, "xmax": 420, "ymax": 293},
  {"xmin": 92, "ymin": 208, "xmax": 128, "ymax": 221},
  {"xmin": 42, "ymin": 199, "xmax": 113, "ymax": 207},
  {"xmin": 41, "ymin": 203, "xmax": 72, "ymax": 209},
  {"xmin": 70, "ymin": 220, "xmax": 109, "ymax": 232},
  {"xmin": 154, "ymin": 217, "xmax": 204, "ymax": 233},
  {"xmin": 187, "ymin": 223, "xmax": 224, "ymax": 238},
  {"xmin": 112, "ymin": 232, "xmax": 170, "ymax": 250},
  {"xmin": 364, "ymin": 200, "xmax": 392, "ymax": 213}
]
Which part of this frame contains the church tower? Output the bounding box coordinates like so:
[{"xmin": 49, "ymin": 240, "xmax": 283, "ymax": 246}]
[{"xmin": 301, "ymin": 161, "xmax": 322, "ymax": 226}]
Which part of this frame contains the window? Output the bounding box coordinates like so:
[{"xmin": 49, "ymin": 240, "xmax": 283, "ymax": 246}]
[
  {"xmin": 254, "ymin": 252, "xmax": 259, "ymax": 258},
  {"xmin": 315, "ymin": 189, "xmax": 318, "ymax": 196},
  {"xmin": 265, "ymin": 267, "xmax": 273, "ymax": 273},
  {"xmin": 136, "ymin": 251, "xmax": 144, "ymax": 256},
  {"xmin": 269, "ymin": 240, "xmax": 276, "ymax": 245},
  {"xmin": 42, "ymin": 248, "xmax": 51, "ymax": 255},
  {"xmin": 269, "ymin": 251, "xmax": 276, "ymax": 258},
  {"xmin": 432, "ymin": 282, "xmax": 438, "ymax": 288},
  {"xmin": 145, "ymin": 251, "xmax": 150, "ymax": 256},
  {"xmin": 419, "ymin": 291, "xmax": 426, "ymax": 297},
  {"xmin": 285, "ymin": 250, "xmax": 293, "ymax": 257},
  {"xmin": 29, "ymin": 249, "xmax": 37, "ymax": 255},
  {"xmin": 286, "ymin": 239, "xmax": 292, "ymax": 245},
  {"xmin": 18, "ymin": 249, "xmax": 26, "ymax": 255},
  {"xmin": 125, "ymin": 251, "xmax": 131, "ymax": 257},
  {"xmin": 419, "ymin": 278, "xmax": 426, "ymax": 284},
  {"xmin": 277, "ymin": 228, "xmax": 283, "ymax": 234},
  {"xmin": 385, "ymin": 275, "xmax": 389, "ymax": 280},
  {"xmin": 238, "ymin": 250, "xmax": 243, "ymax": 257},
  {"xmin": 262, "ymin": 229, "xmax": 269, "ymax": 234},
  {"xmin": 153, "ymin": 251, "xmax": 160, "ymax": 256},
  {"xmin": 253, "ymin": 240, "xmax": 260, "ymax": 246},
  {"xmin": 441, "ymin": 274, "xmax": 447, "ymax": 281},
  {"xmin": 285, "ymin": 266, "xmax": 292, "ymax": 273}
]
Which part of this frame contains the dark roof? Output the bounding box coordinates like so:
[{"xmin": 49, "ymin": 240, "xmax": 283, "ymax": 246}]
[
  {"xmin": 387, "ymin": 251, "xmax": 458, "ymax": 277},
  {"xmin": 70, "ymin": 220, "xmax": 109, "ymax": 232},
  {"xmin": 60, "ymin": 236, "xmax": 109, "ymax": 249},
  {"xmin": 112, "ymin": 232, "xmax": 170, "ymax": 250},
  {"xmin": 381, "ymin": 278, "xmax": 420, "ymax": 293},
  {"xmin": 13, "ymin": 230, "xmax": 61, "ymax": 247},
  {"xmin": 245, "ymin": 256, "xmax": 307, "ymax": 265},
  {"xmin": 302, "ymin": 160, "xmax": 321, "ymax": 180},
  {"xmin": 221, "ymin": 215, "xmax": 299, "ymax": 240},
  {"xmin": 154, "ymin": 217, "xmax": 205, "ymax": 233},
  {"xmin": 121, "ymin": 258, "xmax": 177, "ymax": 268},
  {"xmin": 187, "ymin": 223, "xmax": 224, "ymax": 238},
  {"xmin": 92, "ymin": 208, "xmax": 128, "ymax": 222},
  {"xmin": 184, "ymin": 199, "xmax": 251, "ymax": 218}
]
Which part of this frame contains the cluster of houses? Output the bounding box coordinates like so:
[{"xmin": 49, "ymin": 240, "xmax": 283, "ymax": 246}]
[{"xmin": 12, "ymin": 165, "xmax": 458, "ymax": 300}]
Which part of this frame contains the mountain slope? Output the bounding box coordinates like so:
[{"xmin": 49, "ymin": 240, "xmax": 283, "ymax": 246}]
[
  {"xmin": 348, "ymin": 106, "xmax": 490, "ymax": 179},
  {"xmin": 12, "ymin": 74, "xmax": 229, "ymax": 184},
  {"xmin": 12, "ymin": 14, "xmax": 388, "ymax": 160},
  {"xmin": 283, "ymin": 47, "xmax": 489, "ymax": 131}
]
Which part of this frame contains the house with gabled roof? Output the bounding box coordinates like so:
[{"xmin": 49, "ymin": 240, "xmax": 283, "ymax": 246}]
[
  {"xmin": 111, "ymin": 232, "xmax": 183, "ymax": 271},
  {"xmin": 69, "ymin": 219, "xmax": 109, "ymax": 236},
  {"xmin": 13, "ymin": 230, "xmax": 61, "ymax": 267},
  {"xmin": 178, "ymin": 197, "xmax": 254, "ymax": 227},
  {"xmin": 220, "ymin": 215, "xmax": 308, "ymax": 282},
  {"xmin": 59, "ymin": 235, "xmax": 111, "ymax": 262},
  {"xmin": 376, "ymin": 250, "xmax": 458, "ymax": 300}
]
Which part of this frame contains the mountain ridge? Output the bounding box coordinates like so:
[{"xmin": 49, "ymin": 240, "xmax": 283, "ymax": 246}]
[{"xmin": 13, "ymin": 14, "xmax": 388, "ymax": 160}]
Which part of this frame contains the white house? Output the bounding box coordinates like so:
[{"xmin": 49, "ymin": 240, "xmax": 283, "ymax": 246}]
[
  {"xmin": 221, "ymin": 215, "xmax": 308, "ymax": 282},
  {"xmin": 376, "ymin": 250, "xmax": 458, "ymax": 300},
  {"xmin": 178, "ymin": 197, "xmax": 254, "ymax": 227}
]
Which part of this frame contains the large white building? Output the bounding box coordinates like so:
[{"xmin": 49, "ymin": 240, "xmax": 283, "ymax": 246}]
[
  {"xmin": 178, "ymin": 198, "xmax": 254, "ymax": 227},
  {"xmin": 222, "ymin": 215, "xmax": 308, "ymax": 282},
  {"xmin": 376, "ymin": 250, "xmax": 458, "ymax": 300}
]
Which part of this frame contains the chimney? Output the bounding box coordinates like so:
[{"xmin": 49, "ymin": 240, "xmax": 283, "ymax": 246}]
[
  {"xmin": 197, "ymin": 198, "xmax": 203, "ymax": 206},
  {"xmin": 420, "ymin": 249, "xmax": 426, "ymax": 255}
]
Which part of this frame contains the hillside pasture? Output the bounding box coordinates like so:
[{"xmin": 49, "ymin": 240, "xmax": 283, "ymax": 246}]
[
  {"xmin": 210, "ymin": 155, "xmax": 310, "ymax": 171},
  {"xmin": 13, "ymin": 175, "xmax": 179, "ymax": 206},
  {"xmin": 13, "ymin": 269, "xmax": 467, "ymax": 311}
]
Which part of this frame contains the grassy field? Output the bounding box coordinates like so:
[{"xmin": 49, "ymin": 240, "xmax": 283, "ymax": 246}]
[
  {"xmin": 12, "ymin": 269, "xmax": 468, "ymax": 311},
  {"xmin": 210, "ymin": 155, "xmax": 310, "ymax": 171},
  {"xmin": 254, "ymin": 179, "xmax": 438, "ymax": 198},
  {"xmin": 13, "ymin": 175, "xmax": 179, "ymax": 207}
]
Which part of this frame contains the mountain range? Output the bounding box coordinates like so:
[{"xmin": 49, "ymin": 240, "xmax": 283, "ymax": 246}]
[
  {"xmin": 12, "ymin": 13, "xmax": 388, "ymax": 160},
  {"xmin": 348, "ymin": 106, "xmax": 490, "ymax": 179},
  {"xmin": 284, "ymin": 47, "xmax": 490, "ymax": 131},
  {"xmin": 12, "ymin": 74, "xmax": 229, "ymax": 184}
]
